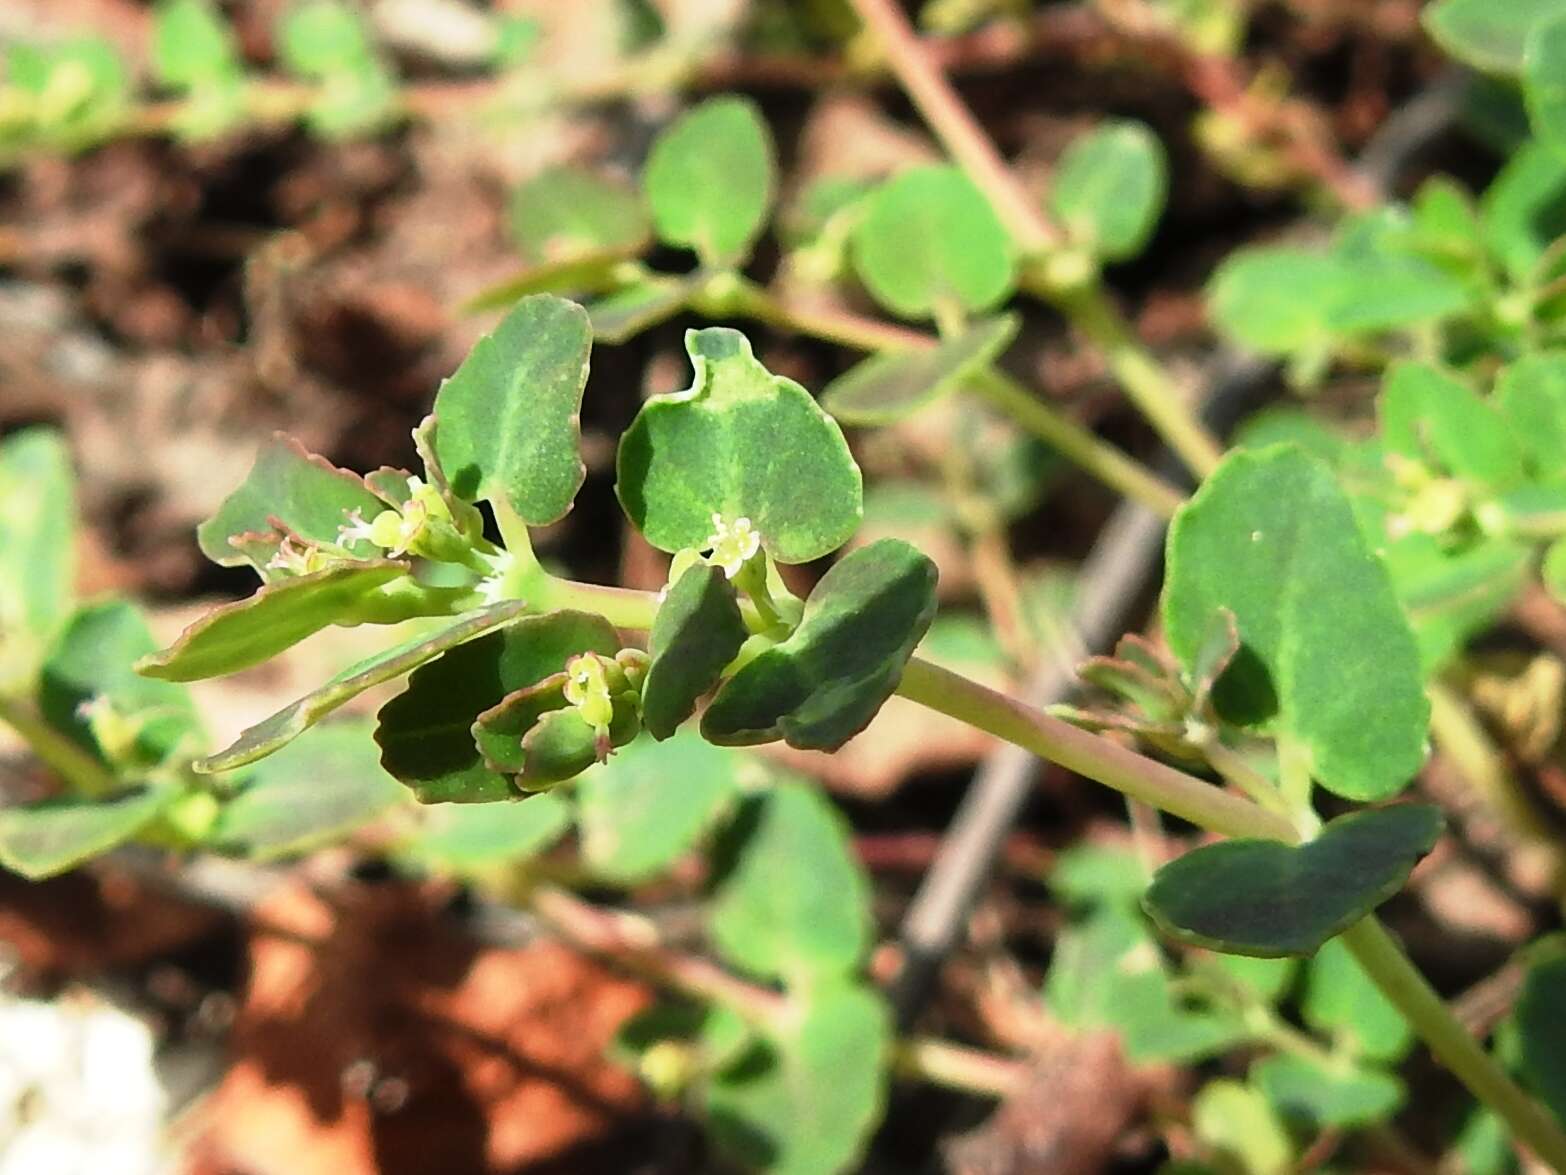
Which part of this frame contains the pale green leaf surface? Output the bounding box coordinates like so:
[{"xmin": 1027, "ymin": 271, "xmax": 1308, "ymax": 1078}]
[
  {"xmin": 617, "ymin": 327, "xmax": 862, "ymax": 563},
  {"xmin": 1048, "ymin": 120, "xmax": 1168, "ymax": 260},
  {"xmin": 1163, "ymin": 446, "xmax": 1428, "ymax": 801},
  {"xmin": 137, "ymin": 562, "xmax": 411, "ymax": 682},
  {"xmin": 851, "ymin": 165, "xmax": 1015, "ymax": 320},
  {"xmin": 643, "ymin": 97, "xmax": 774, "ymax": 265},
  {"xmin": 709, "ymin": 783, "xmax": 871, "ymax": 983},
  {"xmin": 0, "ymin": 786, "xmax": 173, "ymax": 880},
  {"xmin": 821, "ymin": 315, "xmax": 1018, "ymax": 426},
  {"xmin": 433, "ymin": 294, "xmax": 592, "ymax": 525},
  {"xmin": 210, "ymin": 721, "xmax": 404, "ymax": 858},
  {"xmin": 576, "ymin": 730, "xmax": 738, "ymax": 883}
]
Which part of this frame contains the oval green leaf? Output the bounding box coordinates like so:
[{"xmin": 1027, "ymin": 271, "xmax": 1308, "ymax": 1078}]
[
  {"xmin": 208, "ymin": 721, "xmax": 404, "ymax": 858},
  {"xmin": 508, "ymin": 164, "xmax": 650, "ymax": 265},
  {"xmin": 616, "ymin": 327, "xmax": 863, "ymax": 563},
  {"xmin": 432, "ymin": 293, "xmax": 592, "ymax": 526},
  {"xmin": 197, "ymin": 435, "xmax": 386, "ymax": 571},
  {"xmin": 0, "ymin": 785, "xmax": 174, "ymax": 880},
  {"xmin": 0, "ymin": 428, "xmax": 75, "ymax": 653},
  {"xmin": 821, "ymin": 314, "xmax": 1018, "ymax": 426},
  {"xmin": 851, "ymin": 165, "xmax": 1016, "ymax": 320},
  {"xmin": 705, "ymin": 982, "xmax": 890, "ymax": 1175},
  {"xmin": 136, "ymin": 561, "xmax": 411, "ymax": 682},
  {"xmin": 641, "ymin": 563, "xmax": 748, "ymax": 739},
  {"xmin": 41, "ymin": 601, "xmax": 201, "ymax": 766},
  {"xmin": 702, "ymin": 539, "xmax": 938, "ymax": 751},
  {"xmin": 576, "ymin": 731, "xmax": 739, "ymax": 884},
  {"xmin": 1143, "ymin": 805, "xmax": 1444, "ymax": 958},
  {"xmin": 1048, "ymin": 119, "xmax": 1168, "ymax": 261},
  {"xmin": 1424, "ymin": 0, "xmax": 1566, "ymax": 72},
  {"xmin": 709, "ymin": 783, "xmax": 872, "ymax": 982},
  {"xmin": 642, "ymin": 96, "xmax": 775, "ymax": 266},
  {"xmin": 1163, "ymin": 445, "xmax": 1429, "ymax": 801}
]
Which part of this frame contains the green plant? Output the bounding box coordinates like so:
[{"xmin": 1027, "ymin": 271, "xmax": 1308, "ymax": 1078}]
[{"xmin": 11, "ymin": 4, "xmax": 1566, "ymax": 1172}]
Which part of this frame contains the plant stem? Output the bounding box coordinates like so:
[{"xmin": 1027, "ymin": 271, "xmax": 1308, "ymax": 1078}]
[
  {"xmin": 1044, "ymin": 280, "xmax": 1224, "ymax": 478},
  {"xmin": 891, "ymin": 1035, "xmax": 1025, "ymax": 1098},
  {"xmin": 0, "ymin": 695, "xmax": 120, "ymax": 799},
  {"xmin": 968, "ymin": 370, "xmax": 1184, "ymax": 519},
  {"xmin": 1426, "ymin": 680, "xmax": 1556, "ymax": 848},
  {"xmin": 529, "ymin": 578, "xmax": 1566, "ymax": 1157},
  {"xmin": 529, "ymin": 883, "xmax": 1025, "ymax": 1098},
  {"xmin": 1340, "ymin": 916, "xmax": 1566, "ymax": 1172},
  {"xmin": 846, "ymin": 0, "xmax": 1059, "ymax": 256},
  {"xmin": 713, "ymin": 279, "xmax": 1187, "ymax": 519},
  {"xmin": 895, "ymin": 657, "xmax": 1297, "ymax": 841},
  {"xmin": 846, "ymin": 0, "xmax": 1225, "ymax": 481}
]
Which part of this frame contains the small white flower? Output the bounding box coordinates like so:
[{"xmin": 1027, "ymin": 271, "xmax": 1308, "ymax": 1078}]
[
  {"xmin": 337, "ymin": 508, "xmax": 378, "ymax": 547},
  {"xmin": 702, "ymin": 514, "xmax": 762, "ymax": 579}
]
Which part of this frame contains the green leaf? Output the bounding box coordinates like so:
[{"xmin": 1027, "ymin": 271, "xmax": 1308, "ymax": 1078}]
[
  {"xmin": 1544, "ymin": 536, "xmax": 1566, "ymax": 604},
  {"xmin": 1047, "ymin": 120, "xmax": 1168, "ymax": 261},
  {"xmin": 1515, "ymin": 953, "xmax": 1566, "ymax": 1126},
  {"xmin": 641, "ymin": 564, "xmax": 748, "ymax": 739},
  {"xmin": 0, "ymin": 785, "xmax": 174, "ymax": 880},
  {"xmin": 820, "ymin": 315, "xmax": 1018, "ymax": 426},
  {"xmin": 702, "ymin": 540, "xmax": 938, "ymax": 750},
  {"xmin": 278, "ymin": 0, "xmax": 376, "ymax": 74},
  {"xmin": 208, "ymin": 721, "xmax": 404, "ymax": 858},
  {"xmin": 1163, "ymin": 446, "xmax": 1428, "ymax": 801},
  {"xmin": 0, "ymin": 428, "xmax": 75, "ymax": 659},
  {"xmin": 374, "ymin": 610, "xmax": 619, "ymax": 803},
  {"xmin": 851, "ymin": 165, "xmax": 1016, "ymax": 320},
  {"xmin": 617, "ymin": 327, "xmax": 863, "ymax": 563},
  {"xmin": 508, "ymin": 164, "xmax": 650, "ymax": 265},
  {"xmin": 197, "ymin": 436, "xmax": 386, "ymax": 571},
  {"xmin": 1526, "ymin": 14, "xmax": 1566, "ymax": 146},
  {"xmin": 1045, "ymin": 905, "xmax": 1244, "ymax": 1063},
  {"xmin": 401, "ymin": 793, "xmax": 572, "ymax": 869},
  {"xmin": 40, "ymin": 602, "xmax": 201, "ymax": 766},
  {"xmin": 1143, "ymin": 805, "xmax": 1443, "ymax": 958},
  {"xmin": 276, "ymin": 0, "xmax": 394, "ymax": 137},
  {"xmin": 152, "ymin": 0, "xmax": 240, "ymax": 88},
  {"xmin": 1388, "ymin": 535, "xmax": 1531, "ymax": 672},
  {"xmin": 1207, "ymin": 241, "xmax": 1472, "ymax": 356},
  {"xmin": 5, "ymin": 38, "xmax": 129, "ymax": 149},
  {"xmin": 705, "ymin": 983, "xmax": 889, "ymax": 1175},
  {"xmin": 1192, "ymin": 1079, "xmax": 1294, "ymax": 1175},
  {"xmin": 1497, "ymin": 352, "xmax": 1566, "ymax": 478},
  {"xmin": 643, "ymin": 97, "xmax": 774, "ymax": 265},
  {"xmin": 1048, "ymin": 843, "xmax": 1149, "ymax": 908},
  {"xmin": 1481, "ymin": 140, "xmax": 1566, "ymax": 281},
  {"xmin": 585, "ymin": 277, "xmax": 695, "ymax": 343},
  {"xmin": 1425, "ymin": 0, "xmax": 1566, "ymax": 72},
  {"xmin": 1216, "ymin": 954, "xmax": 1298, "ymax": 1005},
  {"xmin": 136, "ymin": 562, "xmax": 412, "ymax": 682},
  {"xmin": 1253, "ymin": 1053, "xmax": 1404, "ymax": 1129},
  {"xmin": 709, "ymin": 783, "xmax": 871, "ymax": 983},
  {"xmin": 1302, "ymin": 937, "xmax": 1413, "ymax": 1061},
  {"xmin": 197, "ymin": 602, "xmax": 527, "ymax": 773},
  {"xmin": 431, "ymin": 294, "xmax": 592, "ymax": 526},
  {"xmin": 1379, "ymin": 361, "xmax": 1526, "ymax": 489},
  {"xmin": 576, "ymin": 730, "xmax": 738, "ymax": 883}
]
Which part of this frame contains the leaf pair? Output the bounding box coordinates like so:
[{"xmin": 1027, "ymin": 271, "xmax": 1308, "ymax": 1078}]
[
  {"xmin": 476, "ymin": 97, "xmax": 775, "ymax": 333},
  {"xmin": 373, "ymin": 610, "xmax": 636, "ymax": 802}
]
